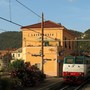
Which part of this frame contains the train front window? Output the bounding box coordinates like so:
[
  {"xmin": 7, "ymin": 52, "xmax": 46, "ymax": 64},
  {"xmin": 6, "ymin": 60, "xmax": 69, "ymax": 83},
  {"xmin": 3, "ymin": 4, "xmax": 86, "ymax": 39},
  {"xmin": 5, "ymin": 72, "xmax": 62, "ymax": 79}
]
[
  {"xmin": 65, "ymin": 58, "xmax": 74, "ymax": 64},
  {"xmin": 75, "ymin": 58, "xmax": 83, "ymax": 64}
]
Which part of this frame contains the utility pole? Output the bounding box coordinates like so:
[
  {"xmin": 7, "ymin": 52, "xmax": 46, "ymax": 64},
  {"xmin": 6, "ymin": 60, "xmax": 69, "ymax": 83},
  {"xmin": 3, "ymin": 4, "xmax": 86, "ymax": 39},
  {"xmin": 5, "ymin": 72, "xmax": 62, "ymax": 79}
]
[{"xmin": 41, "ymin": 13, "xmax": 44, "ymax": 73}]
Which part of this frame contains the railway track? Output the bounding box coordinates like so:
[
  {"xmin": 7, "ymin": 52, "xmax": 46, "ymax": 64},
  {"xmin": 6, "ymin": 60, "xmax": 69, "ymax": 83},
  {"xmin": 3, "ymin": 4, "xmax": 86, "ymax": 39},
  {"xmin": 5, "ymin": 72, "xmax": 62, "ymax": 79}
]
[{"xmin": 59, "ymin": 81, "xmax": 88, "ymax": 90}]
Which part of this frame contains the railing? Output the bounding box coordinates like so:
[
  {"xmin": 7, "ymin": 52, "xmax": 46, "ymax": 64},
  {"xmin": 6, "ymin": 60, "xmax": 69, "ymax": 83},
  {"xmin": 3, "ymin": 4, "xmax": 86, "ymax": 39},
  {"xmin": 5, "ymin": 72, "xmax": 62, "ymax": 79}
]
[{"xmin": 26, "ymin": 44, "xmax": 60, "ymax": 47}]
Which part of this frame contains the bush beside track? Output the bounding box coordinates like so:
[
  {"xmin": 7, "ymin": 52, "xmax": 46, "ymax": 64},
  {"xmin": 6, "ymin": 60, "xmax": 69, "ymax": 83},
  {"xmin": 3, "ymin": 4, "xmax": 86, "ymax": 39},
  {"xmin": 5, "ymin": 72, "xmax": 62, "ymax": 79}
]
[{"xmin": 0, "ymin": 60, "xmax": 46, "ymax": 89}]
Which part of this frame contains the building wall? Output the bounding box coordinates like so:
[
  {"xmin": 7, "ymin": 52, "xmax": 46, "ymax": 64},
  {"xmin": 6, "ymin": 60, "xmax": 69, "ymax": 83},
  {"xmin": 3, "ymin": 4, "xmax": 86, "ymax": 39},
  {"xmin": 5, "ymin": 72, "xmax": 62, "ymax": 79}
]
[
  {"xmin": 21, "ymin": 26, "xmax": 75, "ymax": 76},
  {"xmin": 22, "ymin": 28, "xmax": 63, "ymax": 47},
  {"xmin": 23, "ymin": 46, "xmax": 58, "ymax": 76},
  {"xmin": 63, "ymin": 29, "xmax": 75, "ymax": 50}
]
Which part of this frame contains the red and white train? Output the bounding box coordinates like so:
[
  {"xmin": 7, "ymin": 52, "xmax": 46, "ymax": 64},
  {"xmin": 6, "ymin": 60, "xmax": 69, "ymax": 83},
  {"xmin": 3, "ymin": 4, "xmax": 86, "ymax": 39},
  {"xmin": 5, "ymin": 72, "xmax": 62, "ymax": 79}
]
[{"xmin": 63, "ymin": 55, "xmax": 90, "ymax": 83}]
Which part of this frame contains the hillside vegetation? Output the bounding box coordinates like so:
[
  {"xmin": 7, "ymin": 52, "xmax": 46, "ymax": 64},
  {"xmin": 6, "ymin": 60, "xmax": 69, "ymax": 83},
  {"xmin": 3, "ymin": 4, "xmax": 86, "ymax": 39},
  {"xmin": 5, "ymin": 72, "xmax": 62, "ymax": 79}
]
[
  {"xmin": 0, "ymin": 31, "xmax": 22, "ymax": 50},
  {"xmin": 0, "ymin": 29, "xmax": 90, "ymax": 52}
]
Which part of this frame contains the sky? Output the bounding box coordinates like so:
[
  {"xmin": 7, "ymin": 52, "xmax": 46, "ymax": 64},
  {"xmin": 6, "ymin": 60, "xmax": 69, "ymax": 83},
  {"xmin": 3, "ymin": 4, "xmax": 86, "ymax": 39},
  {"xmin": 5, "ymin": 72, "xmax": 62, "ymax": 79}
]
[{"xmin": 0, "ymin": 0, "xmax": 90, "ymax": 32}]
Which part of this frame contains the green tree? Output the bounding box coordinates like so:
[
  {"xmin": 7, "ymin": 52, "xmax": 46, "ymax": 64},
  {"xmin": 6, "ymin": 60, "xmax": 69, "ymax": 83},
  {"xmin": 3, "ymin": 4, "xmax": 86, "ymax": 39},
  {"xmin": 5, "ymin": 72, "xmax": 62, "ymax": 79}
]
[
  {"xmin": 9, "ymin": 60, "xmax": 25, "ymax": 71},
  {"xmin": 0, "ymin": 31, "xmax": 22, "ymax": 50},
  {"xmin": 3, "ymin": 53, "xmax": 12, "ymax": 62}
]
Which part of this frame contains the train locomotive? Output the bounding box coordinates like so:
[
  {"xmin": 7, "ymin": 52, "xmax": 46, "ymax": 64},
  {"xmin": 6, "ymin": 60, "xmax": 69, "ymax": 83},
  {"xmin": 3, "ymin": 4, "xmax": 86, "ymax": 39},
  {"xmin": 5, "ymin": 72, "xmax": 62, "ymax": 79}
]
[{"xmin": 63, "ymin": 55, "xmax": 90, "ymax": 83}]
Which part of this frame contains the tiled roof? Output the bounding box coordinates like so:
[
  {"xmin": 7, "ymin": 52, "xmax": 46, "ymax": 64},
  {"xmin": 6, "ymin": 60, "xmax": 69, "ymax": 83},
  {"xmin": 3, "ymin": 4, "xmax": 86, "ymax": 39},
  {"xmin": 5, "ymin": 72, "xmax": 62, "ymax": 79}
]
[
  {"xmin": 12, "ymin": 48, "xmax": 22, "ymax": 53},
  {"xmin": 0, "ymin": 50, "xmax": 12, "ymax": 56},
  {"xmin": 21, "ymin": 20, "xmax": 64, "ymax": 29}
]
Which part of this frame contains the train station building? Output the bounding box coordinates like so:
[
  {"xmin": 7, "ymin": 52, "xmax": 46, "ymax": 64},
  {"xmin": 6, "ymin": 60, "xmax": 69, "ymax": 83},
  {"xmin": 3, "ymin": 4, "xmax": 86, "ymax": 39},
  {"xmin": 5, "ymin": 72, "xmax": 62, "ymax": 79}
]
[{"xmin": 21, "ymin": 20, "xmax": 75, "ymax": 77}]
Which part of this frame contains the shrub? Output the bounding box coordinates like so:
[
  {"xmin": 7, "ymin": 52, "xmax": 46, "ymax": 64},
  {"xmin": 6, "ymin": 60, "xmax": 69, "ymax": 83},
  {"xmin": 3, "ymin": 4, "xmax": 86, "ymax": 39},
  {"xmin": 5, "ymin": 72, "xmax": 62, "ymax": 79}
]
[
  {"xmin": 11, "ymin": 64, "xmax": 46, "ymax": 87},
  {"xmin": 0, "ymin": 77, "xmax": 23, "ymax": 90},
  {"xmin": 9, "ymin": 60, "xmax": 46, "ymax": 87},
  {"xmin": 9, "ymin": 60, "xmax": 25, "ymax": 71},
  {"xmin": 10, "ymin": 78, "xmax": 23, "ymax": 90}
]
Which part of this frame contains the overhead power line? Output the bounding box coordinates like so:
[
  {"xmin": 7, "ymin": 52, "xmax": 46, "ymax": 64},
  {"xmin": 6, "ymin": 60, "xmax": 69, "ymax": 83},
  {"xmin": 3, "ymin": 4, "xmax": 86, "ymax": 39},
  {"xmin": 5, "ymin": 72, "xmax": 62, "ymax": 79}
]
[
  {"xmin": 0, "ymin": 15, "xmax": 70, "ymax": 42},
  {"xmin": 16, "ymin": 0, "xmax": 42, "ymax": 18},
  {"xmin": 0, "ymin": 16, "xmax": 56, "ymax": 41},
  {"xmin": 0, "ymin": 16, "xmax": 75, "ymax": 42},
  {"xmin": 0, "ymin": 29, "xmax": 8, "ymax": 32},
  {"xmin": 9, "ymin": 0, "xmax": 12, "ymax": 21},
  {"xmin": 0, "ymin": 16, "xmax": 58, "ymax": 41},
  {"xmin": 0, "ymin": 16, "xmax": 22, "ymax": 27}
]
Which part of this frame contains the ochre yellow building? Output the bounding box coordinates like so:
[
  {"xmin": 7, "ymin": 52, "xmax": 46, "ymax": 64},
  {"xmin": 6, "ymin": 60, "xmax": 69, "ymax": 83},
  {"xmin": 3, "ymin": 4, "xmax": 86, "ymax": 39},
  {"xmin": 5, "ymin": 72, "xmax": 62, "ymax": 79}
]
[{"xmin": 21, "ymin": 20, "xmax": 75, "ymax": 77}]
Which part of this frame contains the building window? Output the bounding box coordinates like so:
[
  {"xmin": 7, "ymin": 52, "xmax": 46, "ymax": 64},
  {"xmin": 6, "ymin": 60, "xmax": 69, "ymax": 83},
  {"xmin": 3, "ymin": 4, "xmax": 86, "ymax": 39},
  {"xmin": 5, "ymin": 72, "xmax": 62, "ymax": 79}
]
[
  {"xmin": 18, "ymin": 54, "xmax": 20, "ymax": 57},
  {"xmin": 12, "ymin": 54, "xmax": 14, "ymax": 57},
  {"xmin": 65, "ymin": 37, "xmax": 67, "ymax": 48},
  {"xmin": 44, "ymin": 41, "xmax": 49, "ymax": 46},
  {"xmin": 45, "ymin": 34, "xmax": 47, "ymax": 36},
  {"xmin": 57, "ymin": 41, "xmax": 60, "ymax": 46},
  {"xmin": 31, "ymin": 34, "xmax": 33, "ymax": 36},
  {"xmin": 49, "ymin": 34, "xmax": 51, "ymax": 36},
  {"xmin": 38, "ymin": 34, "xmax": 39, "ymax": 36}
]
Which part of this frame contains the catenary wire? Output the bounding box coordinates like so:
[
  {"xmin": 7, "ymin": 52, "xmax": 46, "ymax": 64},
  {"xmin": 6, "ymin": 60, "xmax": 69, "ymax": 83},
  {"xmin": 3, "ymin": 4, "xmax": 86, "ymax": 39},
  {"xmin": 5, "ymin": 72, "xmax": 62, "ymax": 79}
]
[
  {"xmin": 8, "ymin": 0, "xmax": 67, "ymax": 41},
  {"xmin": 0, "ymin": 16, "xmax": 57, "ymax": 41},
  {"xmin": 15, "ymin": 0, "xmax": 42, "ymax": 18},
  {"xmin": 9, "ymin": 0, "xmax": 12, "ymax": 21},
  {"xmin": 0, "ymin": 16, "xmax": 88, "ymax": 42},
  {"xmin": 0, "ymin": 16, "xmax": 22, "ymax": 27},
  {"xmin": 0, "ymin": 29, "xmax": 8, "ymax": 32},
  {"xmin": 1, "ymin": 15, "xmax": 89, "ymax": 42}
]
